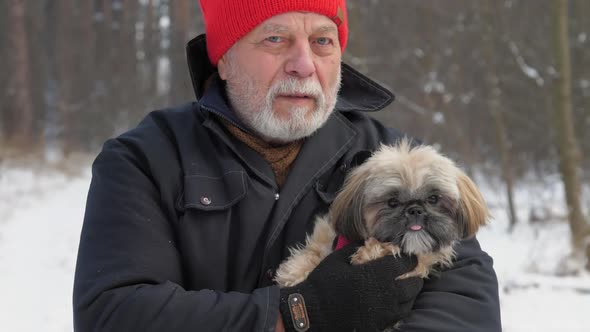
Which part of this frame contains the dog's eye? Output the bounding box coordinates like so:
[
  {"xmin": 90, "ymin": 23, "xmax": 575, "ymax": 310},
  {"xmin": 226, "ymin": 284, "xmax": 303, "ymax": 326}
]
[
  {"xmin": 388, "ymin": 198, "xmax": 401, "ymax": 208},
  {"xmin": 427, "ymin": 195, "xmax": 440, "ymax": 204}
]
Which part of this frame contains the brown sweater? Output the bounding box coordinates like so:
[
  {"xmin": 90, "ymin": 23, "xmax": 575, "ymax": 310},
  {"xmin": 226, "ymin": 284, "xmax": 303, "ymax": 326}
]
[{"xmin": 219, "ymin": 118, "xmax": 302, "ymax": 187}]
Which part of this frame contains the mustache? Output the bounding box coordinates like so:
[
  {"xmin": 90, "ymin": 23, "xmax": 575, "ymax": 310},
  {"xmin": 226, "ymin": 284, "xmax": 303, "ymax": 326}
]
[{"xmin": 267, "ymin": 77, "xmax": 324, "ymax": 102}]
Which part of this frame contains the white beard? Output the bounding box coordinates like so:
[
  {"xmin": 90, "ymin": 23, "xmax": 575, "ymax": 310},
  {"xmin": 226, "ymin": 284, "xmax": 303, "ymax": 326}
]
[{"xmin": 224, "ymin": 59, "xmax": 341, "ymax": 144}]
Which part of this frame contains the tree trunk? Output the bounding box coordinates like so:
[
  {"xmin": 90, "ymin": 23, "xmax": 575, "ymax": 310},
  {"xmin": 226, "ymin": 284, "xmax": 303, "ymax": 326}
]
[
  {"xmin": 145, "ymin": 0, "xmax": 160, "ymax": 104},
  {"xmin": 344, "ymin": 1, "xmax": 369, "ymax": 74},
  {"xmin": 5, "ymin": 0, "xmax": 34, "ymax": 150},
  {"xmin": 40, "ymin": 0, "xmax": 59, "ymax": 158},
  {"xmin": 170, "ymin": 0, "xmax": 193, "ymax": 103},
  {"xmin": 56, "ymin": 0, "xmax": 77, "ymax": 155},
  {"xmin": 481, "ymin": 0, "xmax": 518, "ymax": 231},
  {"xmin": 552, "ymin": 0, "xmax": 590, "ymax": 270}
]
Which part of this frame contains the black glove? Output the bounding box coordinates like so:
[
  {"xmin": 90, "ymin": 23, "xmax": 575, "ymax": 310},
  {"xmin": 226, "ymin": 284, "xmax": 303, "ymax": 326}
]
[{"xmin": 279, "ymin": 242, "xmax": 423, "ymax": 332}]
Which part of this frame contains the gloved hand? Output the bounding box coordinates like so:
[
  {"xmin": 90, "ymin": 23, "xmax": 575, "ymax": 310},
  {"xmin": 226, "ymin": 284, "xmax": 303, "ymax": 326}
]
[{"xmin": 279, "ymin": 242, "xmax": 423, "ymax": 332}]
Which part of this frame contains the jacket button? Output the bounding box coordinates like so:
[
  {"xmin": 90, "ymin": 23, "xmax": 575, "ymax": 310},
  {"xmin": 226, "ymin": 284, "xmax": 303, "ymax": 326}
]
[
  {"xmin": 274, "ymin": 193, "xmax": 280, "ymax": 201},
  {"xmin": 200, "ymin": 196, "xmax": 211, "ymax": 205}
]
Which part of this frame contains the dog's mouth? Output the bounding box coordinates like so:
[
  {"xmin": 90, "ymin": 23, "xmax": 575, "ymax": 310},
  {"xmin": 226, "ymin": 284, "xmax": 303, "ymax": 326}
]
[
  {"xmin": 407, "ymin": 218, "xmax": 427, "ymax": 232},
  {"xmin": 408, "ymin": 223, "xmax": 423, "ymax": 231},
  {"xmin": 372, "ymin": 221, "xmax": 427, "ymax": 245}
]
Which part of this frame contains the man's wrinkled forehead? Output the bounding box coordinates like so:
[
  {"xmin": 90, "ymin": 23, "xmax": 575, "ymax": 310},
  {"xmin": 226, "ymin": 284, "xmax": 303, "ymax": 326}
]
[
  {"xmin": 260, "ymin": 22, "xmax": 339, "ymax": 35},
  {"xmin": 251, "ymin": 12, "xmax": 339, "ymax": 37}
]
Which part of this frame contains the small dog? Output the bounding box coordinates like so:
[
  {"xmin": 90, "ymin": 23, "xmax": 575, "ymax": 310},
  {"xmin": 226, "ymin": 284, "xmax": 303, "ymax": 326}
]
[{"xmin": 275, "ymin": 139, "xmax": 490, "ymax": 287}]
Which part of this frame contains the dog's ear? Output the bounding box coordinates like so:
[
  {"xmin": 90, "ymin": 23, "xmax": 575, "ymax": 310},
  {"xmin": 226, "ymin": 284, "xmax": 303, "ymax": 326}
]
[
  {"xmin": 456, "ymin": 172, "xmax": 490, "ymax": 238},
  {"xmin": 330, "ymin": 166, "xmax": 370, "ymax": 242}
]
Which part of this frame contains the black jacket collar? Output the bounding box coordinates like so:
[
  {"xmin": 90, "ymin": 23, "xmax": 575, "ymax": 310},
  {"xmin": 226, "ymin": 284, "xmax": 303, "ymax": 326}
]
[{"xmin": 186, "ymin": 34, "xmax": 395, "ymax": 112}]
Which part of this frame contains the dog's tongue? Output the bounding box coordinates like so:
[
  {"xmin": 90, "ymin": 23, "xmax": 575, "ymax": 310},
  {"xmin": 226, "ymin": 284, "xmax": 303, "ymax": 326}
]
[{"xmin": 410, "ymin": 224, "xmax": 423, "ymax": 231}]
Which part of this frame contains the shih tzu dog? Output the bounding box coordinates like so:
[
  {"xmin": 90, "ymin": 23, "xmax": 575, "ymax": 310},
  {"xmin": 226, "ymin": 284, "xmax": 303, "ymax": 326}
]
[{"xmin": 275, "ymin": 139, "xmax": 490, "ymax": 288}]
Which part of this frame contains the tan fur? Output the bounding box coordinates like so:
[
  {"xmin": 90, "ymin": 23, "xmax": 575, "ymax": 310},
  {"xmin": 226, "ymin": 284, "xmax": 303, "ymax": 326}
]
[
  {"xmin": 329, "ymin": 166, "xmax": 371, "ymax": 238},
  {"xmin": 274, "ymin": 216, "xmax": 336, "ymax": 287},
  {"xmin": 350, "ymin": 237, "xmax": 402, "ymax": 264},
  {"xmin": 457, "ymin": 173, "xmax": 490, "ymax": 237},
  {"xmin": 396, "ymin": 246, "xmax": 455, "ymax": 279},
  {"xmin": 275, "ymin": 140, "xmax": 490, "ymax": 289},
  {"xmin": 363, "ymin": 204, "xmax": 385, "ymax": 231},
  {"xmin": 350, "ymin": 238, "xmax": 456, "ymax": 280}
]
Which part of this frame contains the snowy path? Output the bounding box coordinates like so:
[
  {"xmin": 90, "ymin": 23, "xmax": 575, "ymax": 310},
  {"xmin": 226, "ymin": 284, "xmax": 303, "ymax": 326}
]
[
  {"xmin": 0, "ymin": 168, "xmax": 88, "ymax": 332},
  {"xmin": 0, "ymin": 167, "xmax": 589, "ymax": 332}
]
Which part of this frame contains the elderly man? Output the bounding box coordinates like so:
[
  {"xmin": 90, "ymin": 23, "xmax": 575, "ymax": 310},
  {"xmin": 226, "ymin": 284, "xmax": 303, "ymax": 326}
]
[{"xmin": 73, "ymin": 1, "xmax": 501, "ymax": 331}]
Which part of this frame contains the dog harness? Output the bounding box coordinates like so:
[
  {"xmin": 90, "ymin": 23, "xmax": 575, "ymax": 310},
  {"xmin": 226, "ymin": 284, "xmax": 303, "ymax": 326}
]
[{"xmin": 334, "ymin": 235, "xmax": 351, "ymax": 250}]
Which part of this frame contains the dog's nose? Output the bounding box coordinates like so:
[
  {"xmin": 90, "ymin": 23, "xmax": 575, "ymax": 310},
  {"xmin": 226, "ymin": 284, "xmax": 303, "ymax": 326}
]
[{"xmin": 406, "ymin": 204, "xmax": 425, "ymax": 217}]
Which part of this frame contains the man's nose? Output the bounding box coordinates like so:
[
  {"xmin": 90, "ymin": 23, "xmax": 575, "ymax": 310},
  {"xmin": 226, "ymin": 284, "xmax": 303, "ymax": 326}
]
[{"xmin": 284, "ymin": 40, "xmax": 316, "ymax": 78}]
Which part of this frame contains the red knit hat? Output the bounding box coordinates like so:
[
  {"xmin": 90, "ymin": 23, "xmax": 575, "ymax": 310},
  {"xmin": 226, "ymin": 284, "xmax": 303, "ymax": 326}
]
[{"xmin": 199, "ymin": 0, "xmax": 348, "ymax": 66}]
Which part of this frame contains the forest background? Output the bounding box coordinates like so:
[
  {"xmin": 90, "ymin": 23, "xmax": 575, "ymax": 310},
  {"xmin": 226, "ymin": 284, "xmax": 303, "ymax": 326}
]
[{"xmin": 1, "ymin": 1, "xmax": 589, "ymax": 331}]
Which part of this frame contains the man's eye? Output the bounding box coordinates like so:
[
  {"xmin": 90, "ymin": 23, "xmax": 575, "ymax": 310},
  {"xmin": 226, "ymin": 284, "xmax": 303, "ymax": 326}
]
[
  {"xmin": 266, "ymin": 36, "xmax": 283, "ymax": 43},
  {"xmin": 315, "ymin": 37, "xmax": 332, "ymax": 45}
]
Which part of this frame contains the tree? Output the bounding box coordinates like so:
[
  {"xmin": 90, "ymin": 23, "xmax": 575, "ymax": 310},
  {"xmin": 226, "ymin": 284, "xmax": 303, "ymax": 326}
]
[
  {"xmin": 4, "ymin": 0, "xmax": 34, "ymax": 150},
  {"xmin": 170, "ymin": 0, "xmax": 195, "ymax": 104},
  {"xmin": 481, "ymin": 0, "xmax": 518, "ymax": 231},
  {"xmin": 552, "ymin": 0, "xmax": 590, "ymax": 271}
]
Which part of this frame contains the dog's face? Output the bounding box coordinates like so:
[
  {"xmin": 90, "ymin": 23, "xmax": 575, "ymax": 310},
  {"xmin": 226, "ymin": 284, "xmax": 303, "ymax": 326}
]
[{"xmin": 331, "ymin": 140, "xmax": 489, "ymax": 255}]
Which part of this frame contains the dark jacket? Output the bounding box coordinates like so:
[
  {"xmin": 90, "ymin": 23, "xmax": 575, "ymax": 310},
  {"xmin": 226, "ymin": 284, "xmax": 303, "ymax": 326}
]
[{"xmin": 73, "ymin": 35, "xmax": 501, "ymax": 332}]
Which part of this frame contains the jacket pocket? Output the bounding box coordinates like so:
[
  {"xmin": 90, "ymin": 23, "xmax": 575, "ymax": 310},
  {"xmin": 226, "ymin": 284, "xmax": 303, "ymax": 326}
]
[{"xmin": 182, "ymin": 171, "xmax": 248, "ymax": 211}]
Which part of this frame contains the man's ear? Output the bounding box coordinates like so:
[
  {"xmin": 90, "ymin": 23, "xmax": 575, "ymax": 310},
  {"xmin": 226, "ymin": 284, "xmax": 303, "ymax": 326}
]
[{"xmin": 217, "ymin": 55, "xmax": 229, "ymax": 80}]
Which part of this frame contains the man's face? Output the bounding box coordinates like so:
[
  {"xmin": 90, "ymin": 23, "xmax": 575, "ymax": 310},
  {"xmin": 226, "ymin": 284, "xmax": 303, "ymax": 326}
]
[{"xmin": 218, "ymin": 12, "xmax": 342, "ymax": 144}]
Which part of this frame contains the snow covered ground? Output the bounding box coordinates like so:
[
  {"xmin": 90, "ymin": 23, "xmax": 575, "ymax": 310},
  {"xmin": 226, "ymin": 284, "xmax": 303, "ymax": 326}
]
[{"xmin": 0, "ymin": 163, "xmax": 589, "ymax": 332}]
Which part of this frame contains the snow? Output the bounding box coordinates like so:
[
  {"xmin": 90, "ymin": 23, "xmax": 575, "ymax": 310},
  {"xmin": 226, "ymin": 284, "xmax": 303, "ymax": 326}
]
[
  {"xmin": 159, "ymin": 16, "xmax": 171, "ymax": 29},
  {"xmin": 509, "ymin": 42, "xmax": 545, "ymax": 87},
  {"xmin": 477, "ymin": 176, "xmax": 590, "ymax": 332},
  {"xmin": 0, "ymin": 167, "xmax": 89, "ymax": 332},
  {"xmin": 432, "ymin": 112, "xmax": 445, "ymax": 124},
  {"xmin": 423, "ymin": 71, "xmax": 446, "ymax": 94},
  {"xmin": 1, "ymin": 164, "xmax": 589, "ymax": 332},
  {"xmin": 479, "ymin": 220, "xmax": 590, "ymax": 331}
]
